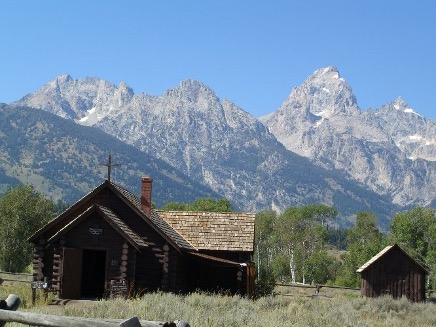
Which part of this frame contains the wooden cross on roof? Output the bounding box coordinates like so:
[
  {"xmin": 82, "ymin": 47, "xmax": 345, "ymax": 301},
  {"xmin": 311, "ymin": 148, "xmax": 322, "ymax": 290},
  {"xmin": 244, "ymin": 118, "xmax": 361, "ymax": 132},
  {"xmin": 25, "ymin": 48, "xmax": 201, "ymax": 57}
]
[{"xmin": 100, "ymin": 154, "xmax": 121, "ymax": 182}]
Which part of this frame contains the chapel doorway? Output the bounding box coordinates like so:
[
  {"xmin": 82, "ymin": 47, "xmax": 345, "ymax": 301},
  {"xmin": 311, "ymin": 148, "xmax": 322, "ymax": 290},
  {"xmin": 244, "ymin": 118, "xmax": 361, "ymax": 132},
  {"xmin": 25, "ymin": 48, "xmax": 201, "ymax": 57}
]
[{"xmin": 80, "ymin": 249, "xmax": 107, "ymax": 299}]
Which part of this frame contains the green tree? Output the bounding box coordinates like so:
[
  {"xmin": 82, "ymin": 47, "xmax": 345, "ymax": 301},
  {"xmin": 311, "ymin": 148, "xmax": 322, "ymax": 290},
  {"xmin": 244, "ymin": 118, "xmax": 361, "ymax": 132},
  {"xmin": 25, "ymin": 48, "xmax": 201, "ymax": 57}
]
[
  {"xmin": 254, "ymin": 210, "xmax": 276, "ymax": 280},
  {"xmin": 306, "ymin": 249, "xmax": 341, "ymax": 284},
  {"xmin": 54, "ymin": 199, "xmax": 70, "ymax": 215},
  {"xmin": 389, "ymin": 206, "xmax": 436, "ymax": 288},
  {"xmin": 299, "ymin": 204, "xmax": 338, "ymax": 226},
  {"xmin": 389, "ymin": 207, "xmax": 435, "ymax": 262},
  {"xmin": 272, "ymin": 204, "xmax": 337, "ymax": 284},
  {"xmin": 0, "ymin": 185, "xmax": 55, "ymax": 272},
  {"xmin": 191, "ymin": 198, "xmax": 232, "ymax": 212},
  {"xmin": 160, "ymin": 201, "xmax": 190, "ymax": 211},
  {"xmin": 335, "ymin": 211, "xmax": 384, "ymax": 287},
  {"xmin": 160, "ymin": 198, "xmax": 232, "ymax": 212},
  {"xmin": 326, "ymin": 227, "xmax": 348, "ymax": 250},
  {"xmin": 271, "ymin": 252, "xmax": 290, "ymax": 283}
]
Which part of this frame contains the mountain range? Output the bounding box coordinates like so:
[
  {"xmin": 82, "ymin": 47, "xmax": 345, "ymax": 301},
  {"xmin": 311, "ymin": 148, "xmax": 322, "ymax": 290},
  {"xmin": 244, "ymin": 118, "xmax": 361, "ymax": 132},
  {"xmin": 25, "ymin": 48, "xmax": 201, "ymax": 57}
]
[
  {"xmin": 5, "ymin": 66, "xmax": 435, "ymax": 229},
  {"xmin": 0, "ymin": 103, "xmax": 219, "ymax": 207},
  {"xmin": 260, "ymin": 67, "xmax": 436, "ymax": 207}
]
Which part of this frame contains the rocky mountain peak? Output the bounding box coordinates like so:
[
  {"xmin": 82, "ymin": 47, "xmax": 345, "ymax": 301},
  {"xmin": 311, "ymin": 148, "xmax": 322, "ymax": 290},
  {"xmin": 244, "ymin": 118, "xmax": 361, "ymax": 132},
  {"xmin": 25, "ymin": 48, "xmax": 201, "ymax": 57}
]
[
  {"xmin": 158, "ymin": 79, "xmax": 223, "ymax": 121},
  {"xmin": 49, "ymin": 74, "xmax": 74, "ymax": 94},
  {"xmin": 116, "ymin": 82, "xmax": 134, "ymax": 105},
  {"xmin": 179, "ymin": 79, "xmax": 208, "ymax": 90},
  {"xmin": 260, "ymin": 66, "xmax": 360, "ymax": 151},
  {"xmin": 118, "ymin": 82, "xmax": 134, "ymax": 94},
  {"xmin": 55, "ymin": 74, "xmax": 73, "ymax": 84},
  {"xmin": 304, "ymin": 66, "xmax": 357, "ymax": 114},
  {"xmin": 380, "ymin": 97, "xmax": 425, "ymax": 121},
  {"xmin": 312, "ymin": 66, "xmax": 340, "ymax": 78},
  {"xmin": 392, "ymin": 96, "xmax": 408, "ymax": 108},
  {"xmin": 13, "ymin": 75, "xmax": 120, "ymax": 120},
  {"xmin": 171, "ymin": 79, "xmax": 218, "ymax": 101},
  {"xmin": 271, "ymin": 66, "xmax": 359, "ymax": 121},
  {"xmin": 387, "ymin": 96, "xmax": 422, "ymax": 117}
]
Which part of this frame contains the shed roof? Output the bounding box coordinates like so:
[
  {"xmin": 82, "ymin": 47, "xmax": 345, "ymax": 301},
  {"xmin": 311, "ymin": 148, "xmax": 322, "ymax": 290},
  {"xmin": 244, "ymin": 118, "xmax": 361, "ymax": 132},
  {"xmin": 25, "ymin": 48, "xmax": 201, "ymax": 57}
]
[
  {"xmin": 157, "ymin": 211, "xmax": 255, "ymax": 252},
  {"xmin": 356, "ymin": 244, "xmax": 428, "ymax": 273}
]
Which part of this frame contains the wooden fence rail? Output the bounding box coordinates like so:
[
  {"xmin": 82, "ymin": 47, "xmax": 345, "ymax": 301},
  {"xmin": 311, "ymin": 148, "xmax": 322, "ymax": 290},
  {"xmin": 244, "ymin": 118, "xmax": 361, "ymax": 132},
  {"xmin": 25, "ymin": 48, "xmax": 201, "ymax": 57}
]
[
  {"xmin": 0, "ymin": 294, "xmax": 189, "ymax": 327},
  {"xmin": 274, "ymin": 282, "xmax": 436, "ymax": 299},
  {"xmin": 275, "ymin": 282, "xmax": 360, "ymax": 291},
  {"xmin": 0, "ymin": 271, "xmax": 32, "ymax": 276},
  {"xmin": 0, "ymin": 309, "xmax": 189, "ymax": 327},
  {"xmin": 0, "ymin": 271, "xmax": 32, "ymax": 285},
  {"xmin": 0, "ymin": 309, "xmax": 134, "ymax": 327},
  {"xmin": 2, "ymin": 270, "xmax": 436, "ymax": 294},
  {"xmin": 0, "ymin": 278, "xmax": 32, "ymax": 284}
]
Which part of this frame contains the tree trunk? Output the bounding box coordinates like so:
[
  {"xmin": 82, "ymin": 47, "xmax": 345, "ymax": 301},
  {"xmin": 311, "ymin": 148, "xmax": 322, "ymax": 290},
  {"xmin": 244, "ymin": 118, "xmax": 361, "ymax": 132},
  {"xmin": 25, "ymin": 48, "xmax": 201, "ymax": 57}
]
[
  {"xmin": 257, "ymin": 241, "xmax": 261, "ymax": 280},
  {"xmin": 289, "ymin": 247, "xmax": 296, "ymax": 284}
]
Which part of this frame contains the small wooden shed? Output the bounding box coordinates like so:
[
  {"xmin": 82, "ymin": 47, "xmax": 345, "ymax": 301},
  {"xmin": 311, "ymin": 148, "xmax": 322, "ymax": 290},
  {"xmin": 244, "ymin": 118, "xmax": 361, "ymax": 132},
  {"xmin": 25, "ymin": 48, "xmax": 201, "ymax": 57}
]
[
  {"xmin": 28, "ymin": 177, "xmax": 255, "ymax": 299},
  {"xmin": 356, "ymin": 244, "xmax": 428, "ymax": 302}
]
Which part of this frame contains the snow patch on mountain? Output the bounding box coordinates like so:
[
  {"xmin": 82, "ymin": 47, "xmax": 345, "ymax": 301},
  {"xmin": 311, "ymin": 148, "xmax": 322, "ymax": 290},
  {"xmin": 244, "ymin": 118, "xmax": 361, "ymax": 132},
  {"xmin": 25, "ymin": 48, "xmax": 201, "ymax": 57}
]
[
  {"xmin": 404, "ymin": 107, "xmax": 421, "ymax": 116},
  {"xmin": 78, "ymin": 107, "xmax": 104, "ymax": 124}
]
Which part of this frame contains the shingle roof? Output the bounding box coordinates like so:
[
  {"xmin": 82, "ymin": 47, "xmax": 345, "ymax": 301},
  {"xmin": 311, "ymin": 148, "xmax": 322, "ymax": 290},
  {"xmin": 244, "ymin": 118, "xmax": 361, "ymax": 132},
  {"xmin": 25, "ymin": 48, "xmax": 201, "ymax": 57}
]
[
  {"xmin": 112, "ymin": 183, "xmax": 142, "ymax": 208},
  {"xmin": 111, "ymin": 182, "xmax": 196, "ymax": 251},
  {"xmin": 48, "ymin": 204, "xmax": 148, "ymax": 250},
  {"xmin": 157, "ymin": 211, "xmax": 255, "ymax": 252},
  {"xmin": 149, "ymin": 210, "xmax": 196, "ymax": 251},
  {"xmin": 97, "ymin": 205, "xmax": 148, "ymax": 249}
]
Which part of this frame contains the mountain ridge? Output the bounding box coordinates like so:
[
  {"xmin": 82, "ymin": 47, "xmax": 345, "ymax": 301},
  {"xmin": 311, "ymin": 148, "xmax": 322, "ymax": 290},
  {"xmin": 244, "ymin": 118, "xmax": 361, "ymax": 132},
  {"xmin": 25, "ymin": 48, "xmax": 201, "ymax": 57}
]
[
  {"xmin": 0, "ymin": 103, "xmax": 220, "ymax": 207},
  {"xmin": 261, "ymin": 67, "xmax": 436, "ymax": 207},
  {"xmin": 9, "ymin": 67, "xmax": 435, "ymax": 228}
]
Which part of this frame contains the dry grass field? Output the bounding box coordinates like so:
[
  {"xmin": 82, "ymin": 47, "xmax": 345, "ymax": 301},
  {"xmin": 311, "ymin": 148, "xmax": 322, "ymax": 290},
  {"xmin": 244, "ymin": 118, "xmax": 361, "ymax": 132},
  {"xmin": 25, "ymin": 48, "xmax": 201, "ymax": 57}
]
[{"xmin": 1, "ymin": 279, "xmax": 436, "ymax": 326}]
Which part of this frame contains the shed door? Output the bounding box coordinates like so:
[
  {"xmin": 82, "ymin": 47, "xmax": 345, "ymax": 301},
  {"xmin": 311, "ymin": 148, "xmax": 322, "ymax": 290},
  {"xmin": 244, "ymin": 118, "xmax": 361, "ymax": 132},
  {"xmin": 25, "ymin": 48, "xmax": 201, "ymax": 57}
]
[{"xmin": 61, "ymin": 248, "xmax": 83, "ymax": 299}]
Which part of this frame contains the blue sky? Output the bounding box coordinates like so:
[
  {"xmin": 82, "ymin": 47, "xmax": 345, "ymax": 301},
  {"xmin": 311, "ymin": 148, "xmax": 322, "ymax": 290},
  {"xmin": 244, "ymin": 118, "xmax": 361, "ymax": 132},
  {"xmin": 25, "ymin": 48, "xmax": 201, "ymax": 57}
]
[{"xmin": 1, "ymin": 0, "xmax": 435, "ymax": 119}]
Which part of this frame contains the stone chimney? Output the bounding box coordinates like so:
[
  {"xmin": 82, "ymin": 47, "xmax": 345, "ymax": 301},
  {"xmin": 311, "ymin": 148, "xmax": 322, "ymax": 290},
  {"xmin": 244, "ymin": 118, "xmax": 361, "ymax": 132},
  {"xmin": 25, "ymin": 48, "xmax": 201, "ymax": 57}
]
[{"xmin": 140, "ymin": 176, "xmax": 153, "ymax": 217}]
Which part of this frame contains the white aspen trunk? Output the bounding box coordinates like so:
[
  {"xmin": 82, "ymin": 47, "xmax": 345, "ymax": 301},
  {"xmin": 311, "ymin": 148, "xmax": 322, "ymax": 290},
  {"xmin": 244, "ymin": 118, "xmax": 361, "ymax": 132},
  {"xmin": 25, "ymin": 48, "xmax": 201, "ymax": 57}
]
[
  {"xmin": 289, "ymin": 246, "xmax": 296, "ymax": 284},
  {"xmin": 304, "ymin": 240, "xmax": 308, "ymax": 285},
  {"xmin": 267, "ymin": 248, "xmax": 273, "ymax": 272},
  {"xmin": 257, "ymin": 241, "xmax": 261, "ymax": 279}
]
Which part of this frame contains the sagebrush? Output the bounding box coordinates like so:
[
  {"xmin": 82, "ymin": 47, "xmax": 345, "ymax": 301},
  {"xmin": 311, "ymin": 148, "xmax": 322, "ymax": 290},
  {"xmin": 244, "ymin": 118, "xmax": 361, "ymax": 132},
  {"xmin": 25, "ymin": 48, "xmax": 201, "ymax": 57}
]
[{"xmin": 16, "ymin": 290, "xmax": 436, "ymax": 326}]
